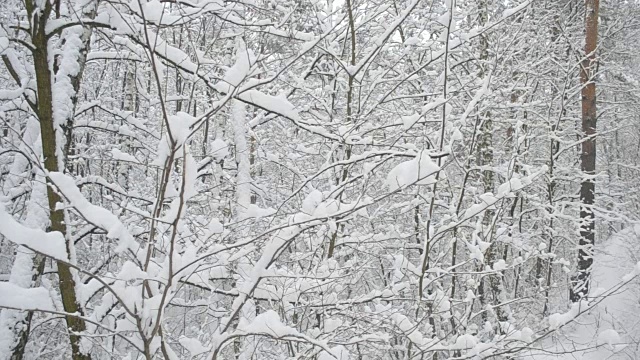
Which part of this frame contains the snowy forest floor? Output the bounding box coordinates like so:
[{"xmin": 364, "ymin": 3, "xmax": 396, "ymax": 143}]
[{"xmin": 520, "ymin": 225, "xmax": 640, "ymax": 359}]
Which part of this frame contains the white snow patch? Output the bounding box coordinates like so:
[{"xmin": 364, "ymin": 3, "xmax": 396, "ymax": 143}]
[
  {"xmin": 210, "ymin": 138, "xmax": 229, "ymax": 160},
  {"xmin": 0, "ymin": 205, "xmax": 68, "ymax": 261},
  {"xmin": 0, "ymin": 282, "xmax": 55, "ymax": 311},
  {"xmin": 111, "ymin": 148, "xmax": 139, "ymax": 163},
  {"xmin": 386, "ymin": 151, "xmax": 440, "ymax": 191},
  {"xmin": 48, "ymin": 172, "xmax": 136, "ymax": 252}
]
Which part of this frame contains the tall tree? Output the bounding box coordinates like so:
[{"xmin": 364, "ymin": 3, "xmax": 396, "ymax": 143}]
[{"xmin": 573, "ymin": 0, "xmax": 599, "ymax": 302}]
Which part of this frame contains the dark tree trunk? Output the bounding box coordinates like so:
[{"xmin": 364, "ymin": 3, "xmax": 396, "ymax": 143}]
[
  {"xmin": 573, "ymin": 0, "xmax": 599, "ymax": 302},
  {"xmin": 27, "ymin": 0, "xmax": 94, "ymax": 358}
]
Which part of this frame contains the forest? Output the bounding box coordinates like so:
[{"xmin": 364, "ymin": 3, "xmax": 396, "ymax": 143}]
[{"xmin": 1, "ymin": 0, "xmax": 640, "ymax": 359}]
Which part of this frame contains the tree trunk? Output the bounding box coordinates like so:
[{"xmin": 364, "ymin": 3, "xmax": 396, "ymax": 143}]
[
  {"xmin": 28, "ymin": 0, "xmax": 93, "ymax": 358},
  {"xmin": 573, "ymin": 0, "xmax": 599, "ymax": 302}
]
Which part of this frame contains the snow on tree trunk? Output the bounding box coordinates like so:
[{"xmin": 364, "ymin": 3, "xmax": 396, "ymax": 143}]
[{"xmin": 232, "ymin": 99, "xmax": 252, "ymax": 221}]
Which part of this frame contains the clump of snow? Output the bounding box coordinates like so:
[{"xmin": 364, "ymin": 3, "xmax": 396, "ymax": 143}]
[
  {"xmin": 0, "ymin": 282, "xmax": 55, "ymax": 311},
  {"xmin": 210, "ymin": 138, "xmax": 229, "ymax": 160},
  {"xmin": 404, "ymin": 36, "xmax": 421, "ymax": 46},
  {"xmin": 117, "ymin": 261, "xmax": 148, "ymax": 281},
  {"xmin": 324, "ymin": 317, "xmax": 343, "ymax": 332},
  {"xmin": 502, "ymin": 2, "xmax": 529, "ymax": 19},
  {"xmin": 548, "ymin": 300, "xmax": 590, "ymax": 329},
  {"xmin": 207, "ymin": 218, "xmax": 224, "ymax": 234},
  {"xmin": 301, "ymin": 189, "xmax": 323, "ymax": 214},
  {"xmin": 313, "ymin": 198, "xmax": 343, "ymax": 218},
  {"xmin": 48, "ymin": 172, "xmax": 136, "ymax": 252},
  {"xmin": 497, "ymin": 177, "xmax": 524, "ymax": 196},
  {"xmin": 245, "ymin": 204, "xmax": 276, "ymax": 219},
  {"xmin": 386, "ymin": 151, "xmax": 440, "ymax": 191},
  {"xmin": 167, "ymin": 112, "xmax": 197, "ymax": 148},
  {"xmin": 596, "ymin": 329, "xmax": 622, "ymax": 351},
  {"xmin": 111, "ymin": 148, "xmax": 139, "ymax": 163},
  {"xmin": 401, "ymin": 113, "xmax": 421, "ymax": 130},
  {"xmin": 178, "ymin": 336, "xmax": 209, "ymax": 356},
  {"xmin": 453, "ymin": 334, "xmax": 477, "ymax": 350},
  {"xmin": 492, "ymin": 259, "xmax": 507, "ymax": 271},
  {"xmin": 214, "ymin": 39, "xmax": 257, "ymax": 94},
  {"xmin": 0, "ymin": 204, "xmax": 68, "ymax": 261},
  {"xmin": 182, "ymin": 152, "xmax": 199, "ymax": 201},
  {"xmin": 237, "ymin": 90, "xmax": 303, "ymax": 122}
]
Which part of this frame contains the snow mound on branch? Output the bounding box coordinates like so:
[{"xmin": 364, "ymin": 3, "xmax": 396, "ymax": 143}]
[
  {"xmin": 0, "ymin": 205, "xmax": 68, "ymax": 261},
  {"xmin": 214, "ymin": 40, "xmax": 257, "ymax": 93},
  {"xmin": 386, "ymin": 151, "xmax": 440, "ymax": 191},
  {"xmin": 0, "ymin": 282, "xmax": 55, "ymax": 312},
  {"xmin": 597, "ymin": 329, "xmax": 622, "ymax": 351},
  {"xmin": 548, "ymin": 300, "xmax": 590, "ymax": 329},
  {"xmin": 48, "ymin": 172, "xmax": 136, "ymax": 252},
  {"xmin": 179, "ymin": 336, "xmax": 209, "ymax": 356},
  {"xmin": 301, "ymin": 189, "xmax": 323, "ymax": 214},
  {"xmin": 111, "ymin": 148, "xmax": 139, "ymax": 163},
  {"xmin": 210, "ymin": 138, "xmax": 229, "ymax": 160}
]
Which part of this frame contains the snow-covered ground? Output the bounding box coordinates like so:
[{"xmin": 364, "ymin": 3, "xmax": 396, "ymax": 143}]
[{"xmin": 521, "ymin": 225, "xmax": 640, "ymax": 359}]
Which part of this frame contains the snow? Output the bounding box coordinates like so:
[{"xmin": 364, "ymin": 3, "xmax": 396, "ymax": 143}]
[
  {"xmin": 117, "ymin": 261, "xmax": 148, "ymax": 281},
  {"xmin": 207, "ymin": 218, "xmax": 224, "ymax": 234},
  {"xmin": 178, "ymin": 336, "xmax": 209, "ymax": 356},
  {"xmin": 238, "ymin": 310, "xmax": 290, "ymax": 336},
  {"xmin": 302, "ymin": 189, "xmax": 323, "ymax": 214},
  {"xmin": 111, "ymin": 148, "xmax": 139, "ymax": 163},
  {"xmin": 422, "ymin": 96, "xmax": 447, "ymax": 115},
  {"xmin": 145, "ymin": 30, "xmax": 198, "ymax": 74},
  {"xmin": 2, "ymin": 0, "xmax": 636, "ymax": 358},
  {"xmin": 492, "ymin": 259, "xmax": 507, "ymax": 271},
  {"xmin": 48, "ymin": 172, "xmax": 136, "ymax": 252},
  {"xmin": 0, "ymin": 36, "xmax": 8, "ymax": 54},
  {"xmin": 210, "ymin": 138, "xmax": 229, "ymax": 160},
  {"xmin": 453, "ymin": 334, "xmax": 477, "ymax": 350},
  {"xmin": 401, "ymin": 112, "xmax": 421, "ymax": 130},
  {"xmin": 167, "ymin": 111, "xmax": 197, "ymax": 147},
  {"xmin": 232, "ymin": 99, "xmax": 252, "ymax": 220},
  {"xmin": 0, "ymin": 204, "xmax": 68, "ymax": 261},
  {"xmin": 319, "ymin": 345, "xmax": 350, "ymax": 360},
  {"xmin": 497, "ymin": 177, "xmax": 523, "ymax": 196},
  {"xmin": 404, "ymin": 36, "xmax": 421, "ymax": 45},
  {"xmin": 0, "ymin": 173, "xmax": 50, "ymax": 355},
  {"xmin": 548, "ymin": 300, "xmax": 590, "ymax": 329},
  {"xmin": 522, "ymin": 225, "xmax": 640, "ymax": 359},
  {"xmin": 214, "ymin": 39, "xmax": 256, "ymax": 93},
  {"xmin": 234, "ymin": 309, "xmax": 333, "ymax": 353},
  {"xmin": 0, "ymin": 282, "xmax": 55, "ymax": 311},
  {"xmin": 245, "ymin": 204, "xmax": 276, "ymax": 219},
  {"xmin": 596, "ymin": 329, "xmax": 622, "ymax": 350},
  {"xmin": 138, "ymin": 0, "xmax": 166, "ymax": 23},
  {"xmin": 260, "ymin": 26, "xmax": 316, "ymax": 41},
  {"xmin": 386, "ymin": 151, "xmax": 440, "ymax": 191},
  {"xmin": 502, "ymin": 1, "xmax": 530, "ymax": 18},
  {"xmin": 237, "ymin": 90, "xmax": 303, "ymax": 122},
  {"xmin": 183, "ymin": 152, "xmax": 199, "ymax": 200}
]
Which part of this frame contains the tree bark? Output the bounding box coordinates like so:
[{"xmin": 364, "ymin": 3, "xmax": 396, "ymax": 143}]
[
  {"xmin": 28, "ymin": 0, "xmax": 94, "ymax": 358},
  {"xmin": 573, "ymin": 0, "xmax": 599, "ymax": 302}
]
